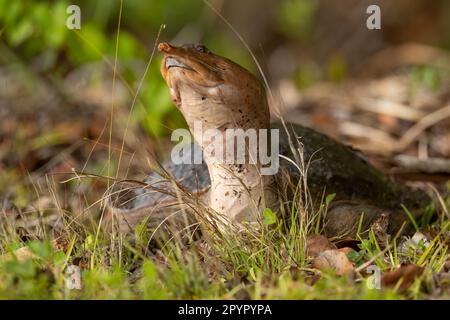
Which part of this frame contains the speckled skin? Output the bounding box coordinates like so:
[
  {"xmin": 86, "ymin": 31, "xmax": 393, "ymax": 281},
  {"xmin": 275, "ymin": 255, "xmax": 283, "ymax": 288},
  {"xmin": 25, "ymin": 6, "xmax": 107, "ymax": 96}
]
[
  {"xmin": 109, "ymin": 43, "xmax": 432, "ymax": 237},
  {"xmin": 159, "ymin": 42, "xmax": 278, "ymax": 223}
]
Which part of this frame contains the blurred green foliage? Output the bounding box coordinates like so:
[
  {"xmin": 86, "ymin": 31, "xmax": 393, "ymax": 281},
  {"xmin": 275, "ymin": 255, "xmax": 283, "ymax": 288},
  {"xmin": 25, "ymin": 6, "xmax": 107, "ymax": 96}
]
[
  {"xmin": 276, "ymin": 0, "xmax": 316, "ymax": 39},
  {"xmin": 326, "ymin": 54, "xmax": 347, "ymax": 83},
  {"xmin": 408, "ymin": 65, "xmax": 443, "ymax": 102},
  {"xmin": 1, "ymin": 0, "xmax": 449, "ymax": 137},
  {"xmin": 0, "ymin": 0, "xmax": 319, "ymax": 137},
  {"xmin": 0, "ymin": 0, "xmax": 210, "ymax": 137},
  {"xmin": 0, "ymin": 0, "xmax": 68, "ymax": 49}
]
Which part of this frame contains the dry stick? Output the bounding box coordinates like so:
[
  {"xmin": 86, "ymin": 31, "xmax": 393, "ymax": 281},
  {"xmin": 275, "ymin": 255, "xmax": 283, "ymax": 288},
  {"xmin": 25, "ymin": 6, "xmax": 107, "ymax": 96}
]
[
  {"xmin": 340, "ymin": 122, "xmax": 398, "ymax": 149},
  {"xmin": 357, "ymin": 97, "xmax": 425, "ymax": 121},
  {"xmin": 393, "ymin": 155, "xmax": 450, "ymax": 174},
  {"xmin": 394, "ymin": 104, "xmax": 450, "ymax": 152}
]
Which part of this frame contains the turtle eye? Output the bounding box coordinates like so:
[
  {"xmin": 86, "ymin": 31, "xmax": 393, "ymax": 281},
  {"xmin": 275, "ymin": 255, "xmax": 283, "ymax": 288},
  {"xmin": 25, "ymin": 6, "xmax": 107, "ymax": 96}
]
[{"xmin": 195, "ymin": 44, "xmax": 208, "ymax": 53}]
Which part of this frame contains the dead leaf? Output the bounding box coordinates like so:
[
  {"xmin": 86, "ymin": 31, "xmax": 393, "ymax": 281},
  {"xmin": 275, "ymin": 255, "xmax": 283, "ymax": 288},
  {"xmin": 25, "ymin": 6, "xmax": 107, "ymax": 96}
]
[
  {"xmin": 312, "ymin": 248, "xmax": 355, "ymax": 275},
  {"xmin": 306, "ymin": 234, "xmax": 336, "ymax": 258},
  {"xmin": 29, "ymin": 196, "xmax": 53, "ymax": 213},
  {"xmin": 3, "ymin": 246, "xmax": 37, "ymax": 262},
  {"xmin": 381, "ymin": 264, "xmax": 424, "ymax": 291},
  {"xmin": 2, "ymin": 240, "xmax": 59, "ymax": 262}
]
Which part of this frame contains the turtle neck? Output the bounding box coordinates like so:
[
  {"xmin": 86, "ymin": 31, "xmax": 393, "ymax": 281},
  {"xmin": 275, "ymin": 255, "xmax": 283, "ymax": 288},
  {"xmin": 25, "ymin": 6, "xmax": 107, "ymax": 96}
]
[{"xmin": 158, "ymin": 42, "xmax": 278, "ymax": 222}]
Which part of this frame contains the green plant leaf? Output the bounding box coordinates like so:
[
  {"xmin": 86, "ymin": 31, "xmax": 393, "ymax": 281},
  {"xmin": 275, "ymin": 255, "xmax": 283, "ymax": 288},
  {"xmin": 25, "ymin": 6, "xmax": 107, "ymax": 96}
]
[
  {"xmin": 28, "ymin": 241, "xmax": 52, "ymax": 261},
  {"xmin": 325, "ymin": 193, "xmax": 336, "ymax": 205},
  {"xmin": 8, "ymin": 19, "xmax": 34, "ymax": 45},
  {"xmin": 263, "ymin": 208, "xmax": 277, "ymax": 225}
]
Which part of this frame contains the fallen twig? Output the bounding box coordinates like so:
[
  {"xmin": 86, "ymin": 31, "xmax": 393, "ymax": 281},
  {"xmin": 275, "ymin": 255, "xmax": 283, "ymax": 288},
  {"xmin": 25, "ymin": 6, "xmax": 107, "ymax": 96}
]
[
  {"xmin": 394, "ymin": 155, "xmax": 450, "ymax": 174},
  {"xmin": 394, "ymin": 104, "xmax": 450, "ymax": 152}
]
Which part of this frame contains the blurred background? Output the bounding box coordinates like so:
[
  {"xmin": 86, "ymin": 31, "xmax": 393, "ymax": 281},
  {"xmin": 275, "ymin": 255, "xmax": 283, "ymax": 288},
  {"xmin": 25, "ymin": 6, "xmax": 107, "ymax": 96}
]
[{"xmin": 1, "ymin": 0, "xmax": 449, "ymax": 221}]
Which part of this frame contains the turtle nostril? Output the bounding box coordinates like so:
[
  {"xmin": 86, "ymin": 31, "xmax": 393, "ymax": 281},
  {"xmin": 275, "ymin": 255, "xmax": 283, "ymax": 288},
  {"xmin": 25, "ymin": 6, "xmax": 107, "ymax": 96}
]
[{"xmin": 158, "ymin": 42, "xmax": 172, "ymax": 53}]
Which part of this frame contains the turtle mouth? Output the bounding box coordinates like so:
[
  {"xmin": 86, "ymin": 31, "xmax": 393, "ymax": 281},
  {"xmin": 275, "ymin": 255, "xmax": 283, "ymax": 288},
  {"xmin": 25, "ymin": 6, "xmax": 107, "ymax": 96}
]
[{"xmin": 165, "ymin": 57, "xmax": 195, "ymax": 72}]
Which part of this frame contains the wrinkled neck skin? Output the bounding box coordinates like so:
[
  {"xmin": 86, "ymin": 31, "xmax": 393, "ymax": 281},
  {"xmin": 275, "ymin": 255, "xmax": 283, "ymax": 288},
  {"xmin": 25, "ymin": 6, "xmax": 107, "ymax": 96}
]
[{"xmin": 175, "ymin": 72, "xmax": 277, "ymax": 223}]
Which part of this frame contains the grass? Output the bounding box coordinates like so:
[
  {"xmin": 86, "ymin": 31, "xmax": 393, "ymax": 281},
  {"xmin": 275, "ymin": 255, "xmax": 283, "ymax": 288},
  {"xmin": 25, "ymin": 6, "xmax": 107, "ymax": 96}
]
[
  {"xmin": 0, "ymin": 144, "xmax": 449, "ymax": 299},
  {"xmin": 0, "ymin": 0, "xmax": 449, "ymax": 300}
]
